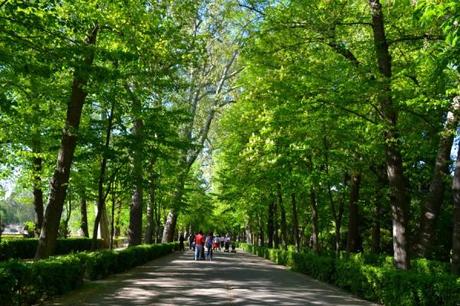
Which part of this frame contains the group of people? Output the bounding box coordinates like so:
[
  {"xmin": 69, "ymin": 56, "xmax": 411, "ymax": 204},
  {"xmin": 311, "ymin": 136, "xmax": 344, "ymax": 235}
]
[{"xmin": 186, "ymin": 232, "xmax": 234, "ymax": 261}]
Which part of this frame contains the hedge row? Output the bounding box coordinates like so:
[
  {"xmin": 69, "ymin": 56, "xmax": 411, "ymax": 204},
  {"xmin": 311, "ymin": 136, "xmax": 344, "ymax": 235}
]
[
  {"xmin": 240, "ymin": 243, "xmax": 460, "ymax": 306},
  {"xmin": 0, "ymin": 242, "xmax": 178, "ymax": 305},
  {"xmin": 0, "ymin": 238, "xmax": 104, "ymax": 261}
]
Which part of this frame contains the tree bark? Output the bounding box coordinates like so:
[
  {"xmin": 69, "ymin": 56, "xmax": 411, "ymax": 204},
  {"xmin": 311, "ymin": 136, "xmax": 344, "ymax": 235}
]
[
  {"xmin": 370, "ymin": 165, "xmax": 387, "ymax": 253},
  {"xmin": 267, "ymin": 198, "xmax": 275, "ymax": 248},
  {"xmin": 451, "ymin": 137, "xmax": 460, "ymax": 275},
  {"xmin": 162, "ymin": 169, "xmax": 187, "ymax": 242},
  {"xmin": 369, "ymin": 0, "xmax": 410, "ymax": 269},
  {"xmin": 145, "ymin": 173, "xmax": 156, "ymax": 244},
  {"xmin": 32, "ymin": 137, "xmax": 44, "ymax": 237},
  {"xmin": 346, "ymin": 172, "xmax": 362, "ymax": 253},
  {"xmin": 110, "ymin": 186, "xmax": 116, "ymax": 249},
  {"xmin": 92, "ymin": 102, "xmax": 114, "ymax": 249},
  {"xmin": 127, "ymin": 94, "xmax": 144, "ymax": 246},
  {"xmin": 35, "ymin": 25, "xmax": 98, "ymax": 259},
  {"xmin": 371, "ymin": 199, "xmax": 382, "ymax": 254},
  {"xmin": 273, "ymin": 195, "xmax": 280, "ymax": 249},
  {"xmin": 277, "ymin": 184, "xmax": 288, "ymax": 248},
  {"xmin": 115, "ymin": 193, "xmax": 122, "ymax": 237},
  {"xmin": 310, "ymin": 187, "xmax": 320, "ymax": 254},
  {"xmin": 79, "ymin": 192, "xmax": 89, "ymax": 237},
  {"xmin": 417, "ymin": 97, "xmax": 460, "ymax": 257},
  {"xmin": 162, "ymin": 209, "xmax": 178, "ymax": 243},
  {"xmin": 291, "ymin": 192, "xmax": 300, "ymax": 251}
]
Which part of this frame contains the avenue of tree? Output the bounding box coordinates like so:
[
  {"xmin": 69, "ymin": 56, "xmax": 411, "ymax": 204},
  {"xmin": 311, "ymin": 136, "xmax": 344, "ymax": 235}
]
[{"xmin": 0, "ymin": 0, "xmax": 460, "ymax": 276}]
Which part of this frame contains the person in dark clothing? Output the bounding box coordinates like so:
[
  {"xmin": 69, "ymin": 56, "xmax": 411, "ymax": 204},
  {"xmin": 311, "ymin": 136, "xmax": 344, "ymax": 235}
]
[
  {"xmin": 179, "ymin": 233, "xmax": 185, "ymax": 251},
  {"xmin": 189, "ymin": 233, "xmax": 195, "ymax": 250}
]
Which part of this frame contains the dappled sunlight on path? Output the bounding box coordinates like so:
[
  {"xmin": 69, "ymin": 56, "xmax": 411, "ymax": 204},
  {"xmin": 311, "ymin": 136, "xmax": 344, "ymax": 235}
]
[{"xmin": 48, "ymin": 250, "xmax": 377, "ymax": 305}]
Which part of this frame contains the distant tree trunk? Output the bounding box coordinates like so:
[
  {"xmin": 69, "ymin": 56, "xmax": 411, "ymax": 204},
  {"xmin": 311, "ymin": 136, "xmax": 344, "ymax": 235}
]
[
  {"xmin": 154, "ymin": 187, "xmax": 162, "ymax": 243},
  {"xmin": 63, "ymin": 190, "xmax": 72, "ymax": 239},
  {"xmin": 31, "ymin": 96, "xmax": 44, "ymax": 237},
  {"xmin": 110, "ymin": 187, "xmax": 116, "ymax": 249},
  {"xmin": 291, "ymin": 192, "xmax": 300, "ymax": 251},
  {"xmin": 162, "ymin": 170, "xmax": 187, "ymax": 242},
  {"xmin": 369, "ymin": 0, "xmax": 410, "ymax": 269},
  {"xmin": 79, "ymin": 192, "xmax": 89, "ymax": 237},
  {"xmin": 273, "ymin": 197, "xmax": 280, "ymax": 249},
  {"xmin": 310, "ymin": 187, "xmax": 320, "ymax": 254},
  {"xmin": 32, "ymin": 136, "xmax": 44, "ymax": 237},
  {"xmin": 267, "ymin": 199, "xmax": 275, "ymax": 248},
  {"xmin": 115, "ymin": 194, "xmax": 122, "ymax": 237},
  {"xmin": 92, "ymin": 101, "xmax": 114, "ymax": 250},
  {"xmin": 259, "ymin": 228, "xmax": 265, "ymax": 247},
  {"xmin": 35, "ymin": 25, "xmax": 98, "ymax": 259},
  {"xmin": 451, "ymin": 139, "xmax": 460, "ymax": 275},
  {"xmin": 145, "ymin": 173, "xmax": 156, "ymax": 244},
  {"xmin": 162, "ymin": 209, "xmax": 178, "ymax": 243},
  {"xmin": 370, "ymin": 165, "xmax": 387, "ymax": 253},
  {"xmin": 327, "ymin": 172, "xmax": 346, "ymax": 255},
  {"xmin": 417, "ymin": 97, "xmax": 460, "ymax": 257},
  {"xmin": 277, "ymin": 184, "xmax": 287, "ymax": 248},
  {"xmin": 347, "ymin": 172, "xmax": 362, "ymax": 253},
  {"xmin": 127, "ymin": 86, "xmax": 144, "ymax": 247}
]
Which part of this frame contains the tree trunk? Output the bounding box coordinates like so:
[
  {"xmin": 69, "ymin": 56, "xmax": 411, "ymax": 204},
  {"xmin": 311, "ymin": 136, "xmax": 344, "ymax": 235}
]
[
  {"xmin": 110, "ymin": 187, "xmax": 116, "ymax": 249},
  {"xmin": 346, "ymin": 172, "xmax": 362, "ymax": 253},
  {"xmin": 115, "ymin": 194, "xmax": 122, "ymax": 237},
  {"xmin": 273, "ymin": 196, "xmax": 280, "ymax": 249},
  {"xmin": 32, "ymin": 139, "xmax": 44, "ymax": 237},
  {"xmin": 92, "ymin": 102, "xmax": 114, "ymax": 249},
  {"xmin": 310, "ymin": 187, "xmax": 320, "ymax": 254},
  {"xmin": 35, "ymin": 25, "xmax": 98, "ymax": 259},
  {"xmin": 162, "ymin": 209, "xmax": 178, "ymax": 243},
  {"xmin": 79, "ymin": 192, "xmax": 89, "ymax": 237},
  {"xmin": 417, "ymin": 97, "xmax": 460, "ymax": 257},
  {"xmin": 291, "ymin": 192, "xmax": 300, "ymax": 251},
  {"xmin": 154, "ymin": 186, "xmax": 161, "ymax": 243},
  {"xmin": 259, "ymin": 228, "xmax": 265, "ymax": 247},
  {"xmin": 277, "ymin": 184, "xmax": 287, "ymax": 248},
  {"xmin": 63, "ymin": 190, "xmax": 72, "ymax": 239},
  {"xmin": 369, "ymin": 0, "xmax": 410, "ymax": 269},
  {"xmin": 371, "ymin": 165, "xmax": 387, "ymax": 253},
  {"xmin": 145, "ymin": 174, "xmax": 156, "ymax": 244},
  {"xmin": 162, "ymin": 171, "xmax": 187, "ymax": 242},
  {"xmin": 451, "ymin": 138, "xmax": 460, "ymax": 275},
  {"xmin": 267, "ymin": 198, "xmax": 275, "ymax": 248},
  {"xmin": 101, "ymin": 205, "xmax": 110, "ymax": 244},
  {"xmin": 127, "ymin": 86, "xmax": 144, "ymax": 247},
  {"xmin": 327, "ymin": 174, "xmax": 346, "ymax": 255}
]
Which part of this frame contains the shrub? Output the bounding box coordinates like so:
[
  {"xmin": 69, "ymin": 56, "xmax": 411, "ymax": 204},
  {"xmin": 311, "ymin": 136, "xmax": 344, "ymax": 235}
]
[
  {"xmin": 0, "ymin": 238, "xmax": 102, "ymax": 261},
  {"xmin": 0, "ymin": 242, "xmax": 178, "ymax": 305},
  {"xmin": 243, "ymin": 244, "xmax": 460, "ymax": 306},
  {"xmin": 84, "ymin": 243, "xmax": 177, "ymax": 280},
  {"xmin": 0, "ymin": 254, "xmax": 85, "ymax": 305}
]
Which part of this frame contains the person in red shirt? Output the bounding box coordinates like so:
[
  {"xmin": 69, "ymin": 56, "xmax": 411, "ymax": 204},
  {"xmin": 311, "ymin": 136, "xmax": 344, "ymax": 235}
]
[{"xmin": 194, "ymin": 231, "xmax": 204, "ymax": 260}]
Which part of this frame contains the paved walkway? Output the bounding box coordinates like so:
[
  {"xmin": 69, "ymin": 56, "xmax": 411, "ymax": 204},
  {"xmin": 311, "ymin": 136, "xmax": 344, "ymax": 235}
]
[{"xmin": 48, "ymin": 250, "xmax": 378, "ymax": 306}]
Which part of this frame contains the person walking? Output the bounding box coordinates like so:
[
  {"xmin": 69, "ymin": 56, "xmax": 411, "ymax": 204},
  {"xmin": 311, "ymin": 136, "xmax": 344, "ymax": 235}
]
[
  {"xmin": 194, "ymin": 231, "xmax": 204, "ymax": 260},
  {"xmin": 205, "ymin": 232, "xmax": 214, "ymax": 261},
  {"xmin": 189, "ymin": 233, "xmax": 195, "ymax": 250}
]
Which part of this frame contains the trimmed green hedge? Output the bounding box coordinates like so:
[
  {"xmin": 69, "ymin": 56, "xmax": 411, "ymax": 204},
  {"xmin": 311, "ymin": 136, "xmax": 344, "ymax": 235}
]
[
  {"xmin": 0, "ymin": 242, "xmax": 178, "ymax": 305},
  {"xmin": 83, "ymin": 243, "xmax": 177, "ymax": 280},
  {"xmin": 0, "ymin": 238, "xmax": 103, "ymax": 261},
  {"xmin": 240, "ymin": 243, "xmax": 460, "ymax": 306}
]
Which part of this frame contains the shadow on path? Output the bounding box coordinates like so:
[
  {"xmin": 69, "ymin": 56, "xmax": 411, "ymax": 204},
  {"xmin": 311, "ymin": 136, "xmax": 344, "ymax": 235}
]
[{"xmin": 47, "ymin": 250, "xmax": 378, "ymax": 306}]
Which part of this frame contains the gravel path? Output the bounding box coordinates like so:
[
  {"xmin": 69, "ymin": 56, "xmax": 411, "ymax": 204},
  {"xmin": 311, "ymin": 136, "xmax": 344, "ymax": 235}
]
[{"xmin": 47, "ymin": 249, "xmax": 378, "ymax": 306}]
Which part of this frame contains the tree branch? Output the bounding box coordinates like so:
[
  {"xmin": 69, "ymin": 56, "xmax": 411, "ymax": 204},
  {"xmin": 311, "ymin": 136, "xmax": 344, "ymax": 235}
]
[
  {"xmin": 388, "ymin": 34, "xmax": 443, "ymax": 45},
  {"xmin": 237, "ymin": 1, "xmax": 265, "ymax": 16}
]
